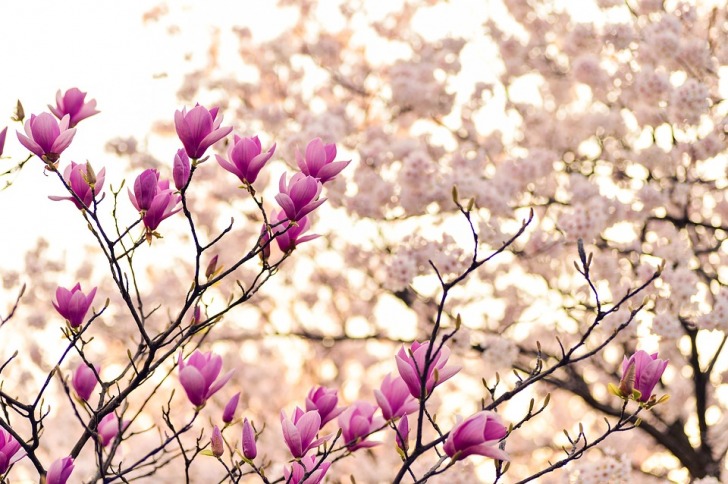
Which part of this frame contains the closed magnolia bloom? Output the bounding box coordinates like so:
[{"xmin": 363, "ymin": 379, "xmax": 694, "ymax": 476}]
[
  {"xmin": 177, "ymin": 350, "xmax": 234, "ymax": 407},
  {"xmin": 305, "ymin": 386, "xmax": 344, "ymax": 427},
  {"xmin": 620, "ymin": 350, "xmax": 668, "ymax": 403},
  {"xmin": 46, "ymin": 456, "xmax": 74, "ymax": 484},
  {"xmin": 216, "ymin": 134, "xmax": 275, "ymax": 186},
  {"xmin": 174, "ymin": 104, "xmax": 232, "ymax": 159},
  {"xmin": 210, "ymin": 426, "xmax": 224, "ymax": 457},
  {"xmin": 222, "ymin": 392, "xmax": 240, "ymax": 423},
  {"xmin": 395, "ymin": 341, "xmax": 461, "ymax": 398},
  {"xmin": 280, "ymin": 407, "xmax": 328, "ymax": 458},
  {"xmin": 98, "ymin": 413, "xmax": 130, "ymax": 447},
  {"xmin": 337, "ymin": 401, "xmax": 384, "ymax": 451},
  {"xmin": 0, "ymin": 427, "xmax": 25, "ymax": 474},
  {"xmin": 49, "ymin": 88, "xmax": 99, "ymax": 127},
  {"xmin": 396, "ymin": 415, "xmax": 409, "ymax": 452},
  {"xmin": 242, "ymin": 418, "xmax": 257, "ymax": 460},
  {"xmin": 0, "ymin": 126, "xmax": 7, "ymax": 157},
  {"xmin": 48, "ymin": 161, "xmax": 106, "ymax": 209},
  {"xmin": 127, "ymin": 169, "xmax": 182, "ymax": 236},
  {"xmin": 16, "ymin": 112, "xmax": 76, "ymax": 163},
  {"xmin": 296, "ymin": 138, "xmax": 350, "ymax": 184},
  {"xmin": 172, "ymin": 148, "xmax": 191, "ymax": 190},
  {"xmin": 443, "ymin": 411, "xmax": 509, "ymax": 462},
  {"xmin": 374, "ymin": 373, "xmax": 418, "ymax": 421},
  {"xmin": 52, "ymin": 283, "xmax": 97, "ymax": 329},
  {"xmin": 275, "ymin": 173, "xmax": 326, "ymax": 222},
  {"xmin": 72, "ymin": 363, "xmax": 99, "ymax": 401},
  {"xmin": 283, "ymin": 455, "xmax": 331, "ymax": 484},
  {"xmin": 129, "ymin": 169, "xmax": 163, "ymax": 212}
]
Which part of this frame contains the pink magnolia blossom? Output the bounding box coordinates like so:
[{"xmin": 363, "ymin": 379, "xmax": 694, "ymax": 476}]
[
  {"xmin": 128, "ymin": 169, "xmax": 164, "ymax": 212},
  {"xmin": 222, "ymin": 392, "xmax": 240, "ymax": 423},
  {"xmin": 275, "ymin": 173, "xmax": 326, "ymax": 222},
  {"xmin": 72, "ymin": 363, "xmax": 99, "ymax": 402},
  {"xmin": 0, "ymin": 126, "xmax": 7, "ymax": 157},
  {"xmin": 263, "ymin": 210, "xmax": 319, "ymax": 257},
  {"xmin": 374, "ymin": 373, "xmax": 418, "ymax": 420},
  {"xmin": 242, "ymin": 418, "xmax": 257, "ymax": 460},
  {"xmin": 443, "ymin": 411, "xmax": 509, "ymax": 462},
  {"xmin": 49, "ymin": 161, "xmax": 106, "ymax": 209},
  {"xmin": 395, "ymin": 341, "xmax": 460, "ymax": 398},
  {"xmin": 98, "ymin": 413, "xmax": 129, "ymax": 447},
  {"xmin": 46, "ymin": 456, "xmax": 74, "ymax": 484},
  {"xmin": 16, "ymin": 113, "xmax": 75, "ymax": 162},
  {"xmin": 210, "ymin": 425, "xmax": 224, "ymax": 457},
  {"xmin": 172, "ymin": 149, "xmax": 191, "ymax": 190},
  {"xmin": 216, "ymin": 135, "xmax": 275, "ymax": 186},
  {"xmin": 49, "ymin": 88, "xmax": 99, "ymax": 127},
  {"xmin": 178, "ymin": 350, "xmax": 234, "ymax": 407},
  {"xmin": 52, "ymin": 283, "xmax": 97, "ymax": 329},
  {"xmin": 280, "ymin": 407, "xmax": 328, "ymax": 458},
  {"xmin": 337, "ymin": 401, "xmax": 384, "ymax": 451},
  {"xmin": 296, "ymin": 138, "xmax": 350, "ymax": 184},
  {"xmin": 128, "ymin": 170, "xmax": 182, "ymax": 235},
  {"xmin": 174, "ymin": 104, "xmax": 232, "ymax": 159},
  {"xmin": 283, "ymin": 455, "xmax": 331, "ymax": 484},
  {"xmin": 396, "ymin": 415, "xmax": 409, "ymax": 452},
  {"xmin": 0, "ymin": 428, "xmax": 25, "ymax": 474},
  {"xmin": 142, "ymin": 191, "xmax": 182, "ymax": 233},
  {"xmin": 620, "ymin": 350, "xmax": 668, "ymax": 403},
  {"xmin": 305, "ymin": 386, "xmax": 345, "ymax": 427}
]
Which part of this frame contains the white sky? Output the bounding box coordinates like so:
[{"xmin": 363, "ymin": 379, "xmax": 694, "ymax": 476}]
[{"xmin": 0, "ymin": 1, "xmax": 293, "ymax": 274}]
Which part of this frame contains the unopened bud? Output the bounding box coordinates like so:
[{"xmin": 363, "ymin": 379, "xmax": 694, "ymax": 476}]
[
  {"xmin": 205, "ymin": 255, "xmax": 220, "ymax": 280},
  {"xmin": 210, "ymin": 425, "xmax": 224, "ymax": 457},
  {"xmin": 83, "ymin": 161, "xmax": 97, "ymax": 188}
]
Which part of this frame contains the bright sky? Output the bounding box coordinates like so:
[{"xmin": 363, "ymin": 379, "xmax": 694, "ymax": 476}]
[{"xmin": 0, "ymin": 1, "xmax": 294, "ymax": 275}]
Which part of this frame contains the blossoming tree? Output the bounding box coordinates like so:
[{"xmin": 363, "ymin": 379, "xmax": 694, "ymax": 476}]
[{"xmin": 1, "ymin": 0, "xmax": 727, "ymax": 482}]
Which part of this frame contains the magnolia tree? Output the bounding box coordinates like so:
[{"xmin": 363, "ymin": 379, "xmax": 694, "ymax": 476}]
[{"xmin": 1, "ymin": 0, "xmax": 727, "ymax": 482}]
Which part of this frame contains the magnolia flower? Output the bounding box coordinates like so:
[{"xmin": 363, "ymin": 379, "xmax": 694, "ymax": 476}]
[
  {"xmin": 129, "ymin": 169, "xmax": 163, "ymax": 212},
  {"xmin": 0, "ymin": 126, "xmax": 7, "ymax": 157},
  {"xmin": 374, "ymin": 373, "xmax": 418, "ymax": 421},
  {"xmin": 242, "ymin": 418, "xmax": 257, "ymax": 460},
  {"xmin": 216, "ymin": 134, "xmax": 275, "ymax": 186},
  {"xmin": 280, "ymin": 407, "xmax": 328, "ymax": 458},
  {"xmin": 49, "ymin": 88, "xmax": 99, "ymax": 127},
  {"xmin": 48, "ymin": 161, "xmax": 106, "ymax": 209},
  {"xmin": 178, "ymin": 350, "xmax": 234, "ymax": 407},
  {"xmin": 210, "ymin": 426, "xmax": 224, "ymax": 457},
  {"xmin": 46, "ymin": 456, "xmax": 74, "ymax": 484},
  {"xmin": 396, "ymin": 415, "xmax": 409, "ymax": 452},
  {"xmin": 142, "ymin": 191, "xmax": 182, "ymax": 233},
  {"xmin": 0, "ymin": 428, "xmax": 25, "ymax": 474},
  {"xmin": 262, "ymin": 210, "xmax": 319, "ymax": 257},
  {"xmin": 305, "ymin": 386, "xmax": 345, "ymax": 427},
  {"xmin": 443, "ymin": 411, "xmax": 509, "ymax": 461},
  {"xmin": 612, "ymin": 350, "xmax": 669, "ymax": 405},
  {"xmin": 275, "ymin": 173, "xmax": 326, "ymax": 222},
  {"xmin": 283, "ymin": 455, "xmax": 331, "ymax": 484},
  {"xmin": 222, "ymin": 392, "xmax": 240, "ymax": 423},
  {"xmin": 52, "ymin": 283, "xmax": 97, "ymax": 329},
  {"xmin": 296, "ymin": 138, "xmax": 350, "ymax": 184},
  {"xmin": 173, "ymin": 149, "xmax": 191, "ymax": 190},
  {"xmin": 175, "ymin": 104, "xmax": 232, "ymax": 159},
  {"xmin": 395, "ymin": 341, "xmax": 460, "ymax": 398},
  {"xmin": 98, "ymin": 413, "xmax": 129, "ymax": 447},
  {"xmin": 338, "ymin": 401, "xmax": 384, "ymax": 451},
  {"xmin": 16, "ymin": 113, "xmax": 75, "ymax": 163},
  {"xmin": 72, "ymin": 363, "xmax": 99, "ymax": 401}
]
